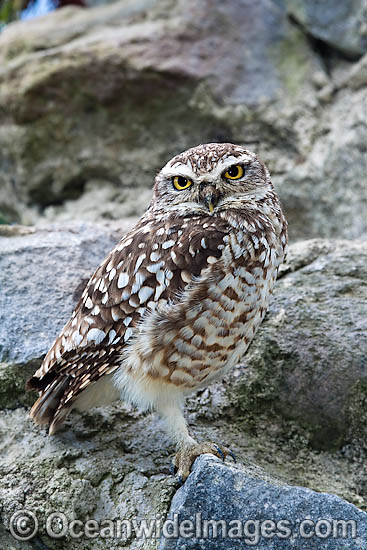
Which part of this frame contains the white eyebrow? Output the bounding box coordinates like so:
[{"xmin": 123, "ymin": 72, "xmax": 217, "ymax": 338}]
[
  {"xmin": 160, "ymin": 152, "xmax": 255, "ymax": 180},
  {"xmin": 202, "ymin": 154, "xmax": 254, "ymax": 180},
  {"xmin": 160, "ymin": 163, "xmax": 196, "ymax": 179}
]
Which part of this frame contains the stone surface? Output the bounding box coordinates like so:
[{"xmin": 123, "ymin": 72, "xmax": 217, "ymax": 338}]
[
  {"xmin": 0, "ymin": 226, "xmax": 366, "ymax": 548},
  {"xmin": 271, "ymin": 80, "xmax": 367, "ymax": 242},
  {"xmin": 3, "ymin": 0, "xmax": 365, "ymax": 243},
  {"xmin": 283, "ymin": 0, "xmax": 367, "ymax": 58},
  {"xmin": 160, "ymin": 454, "xmax": 367, "ymax": 549}
]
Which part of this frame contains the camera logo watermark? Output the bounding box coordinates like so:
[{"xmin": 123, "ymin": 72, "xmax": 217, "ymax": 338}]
[{"xmin": 9, "ymin": 509, "xmax": 358, "ymax": 544}]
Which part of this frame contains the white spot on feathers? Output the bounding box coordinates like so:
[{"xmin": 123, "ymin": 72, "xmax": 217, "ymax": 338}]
[
  {"xmin": 138, "ymin": 286, "xmax": 154, "ymax": 303},
  {"xmin": 134, "ymin": 254, "xmax": 146, "ymax": 273},
  {"xmin": 108, "ymin": 330, "xmax": 116, "ymax": 344},
  {"xmin": 72, "ymin": 331, "xmax": 83, "ymax": 345},
  {"xmin": 147, "ymin": 261, "xmax": 165, "ymax": 274},
  {"xmin": 117, "ymin": 272, "xmax": 129, "ymax": 288},
  {"xmin": 131, "ymin": 272, "xmax": 146, "ymax": 293},
  {"xmin": 124, "ymin": 328, "xmax": 133, "ymax": 342},
  {"xmin": 207, "ymin": 256, "xmax": 218, "ymax": 264},
  {"xmin": 156, "ymin": 270, "xmax": 165, "ymax": 286},
  {"xmin": 121, "ymin": 289, "xmax": 130, "ymax": 301},
  {"xmin": 108, "ymin": 268, "xmax": 117, "ymax": 281},
  {"xmin": 117, "ymin": 237, "xmax": 132, "ymax": 251},
  {"xmin": 150, "ymin": 251, "xmax": 161, "ymax": 262},
  {"xmin": 87, "ymin": 328, "xmax": 106, "ymax": 344},
  {"xmin": 162, "ymin": 239, "xmax": 175, "ymax": 249},
  {"xmin": 154, "ymin": 285, "xmax": 165, "ymax": 300}
]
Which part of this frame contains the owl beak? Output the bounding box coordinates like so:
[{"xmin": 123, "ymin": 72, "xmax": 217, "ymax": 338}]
[{"xmin": 200, "ymin": 185, "xmax": 221, "ymax": 213}]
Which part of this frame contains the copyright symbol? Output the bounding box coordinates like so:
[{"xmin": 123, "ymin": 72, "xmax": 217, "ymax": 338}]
[{"xmin": 9, "ymin": 509, "xmax": 38, "ymax": 541}]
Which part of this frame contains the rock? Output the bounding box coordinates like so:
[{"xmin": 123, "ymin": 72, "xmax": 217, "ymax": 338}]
[
  {"xmin": 0, "ymin": 0, "xmax": 323, "ymax": 231},
  {"xmin": 338, "ymin": 52, "xmax": 367, "ymax": 89},
  {"xmin": 0, "ymin": 405, "xmax": 177, "ymax": 550},
  {"xmin": 283, "ymin": 0, "xmax": 367, "ymax": 58},
  {"xmin": 160, "ymin": 454, "xmax": 367, "ymax": 550},
  {"xmin": 0, "ymin": 2, "xmax": 366, "ymax": 241},
  {"xmin": 272, "ymin": 82, "xmax": 367, "ymax": 241}
]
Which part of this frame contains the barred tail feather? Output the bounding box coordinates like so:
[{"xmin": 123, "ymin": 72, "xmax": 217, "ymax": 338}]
[{"xmin": 28, "ymin": 376, "xmax": 70, "ymax": 432}]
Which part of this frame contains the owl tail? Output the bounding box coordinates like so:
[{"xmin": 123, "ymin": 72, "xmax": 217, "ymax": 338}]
[{"xmin": 27, "ymin": 375, "xmax": 71, "ymax": 434}]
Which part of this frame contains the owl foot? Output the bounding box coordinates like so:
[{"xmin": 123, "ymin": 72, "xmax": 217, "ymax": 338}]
[{"xmin": 173, "ymin": 442, "xmax": 236, "ymax": 483}]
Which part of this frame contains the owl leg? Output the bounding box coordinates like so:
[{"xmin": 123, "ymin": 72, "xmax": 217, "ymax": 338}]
[{"xmin": 158, "ymin": 404, "xmax": 235, "ymax": 482}]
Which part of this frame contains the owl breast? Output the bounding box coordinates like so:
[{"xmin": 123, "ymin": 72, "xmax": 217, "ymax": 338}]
[{"xmin": 117, "ymin": 210, "xmax": 286, "ymax": 398}]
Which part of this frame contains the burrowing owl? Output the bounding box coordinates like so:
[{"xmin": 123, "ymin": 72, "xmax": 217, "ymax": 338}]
[{"xmin": 27, "ymin": 143, "xmax": 287, "ymax": 480}]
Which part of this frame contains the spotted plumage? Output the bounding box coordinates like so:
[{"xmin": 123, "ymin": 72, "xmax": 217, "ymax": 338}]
[{"xmin": 27, "ymin": 143, "xmax": 287, "ymax": 480}]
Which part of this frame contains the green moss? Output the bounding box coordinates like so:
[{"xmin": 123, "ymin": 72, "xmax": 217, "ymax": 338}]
[
  {"xmin": 271, "ymin": 25, "xmax": 312, "ymax": 98},
  {"xmin": 0, "ymin": 212, "xmax": 9, "ymax": 225},
  {"xmin": 0, "ymin": 361, "xmax": 39, "ymax": 410},
  {"xmin": 0, "ymin": 206, "xmax": 19, "ymax": 225},
  {"xmin": 233, "ymin": 334, "xmax": 347, "ymax": 451}
]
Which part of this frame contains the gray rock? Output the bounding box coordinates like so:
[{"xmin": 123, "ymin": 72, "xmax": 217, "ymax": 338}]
[
  {"xmin": 160, "ymin": 454, "xmax": 367, "ymax": 549},
  {"xmin": 0, "ymin": 405, "xmax": 177, "ymax": 550},
  {"xmin": 0, "ymin": 0, "xmax": 322, "ymax": 231},
  {"xmin": 0, "ymin": 2, "xmax": 366, "ymax": 242},
  {"xmin": 283, "ymin": 0, "xmax": 367, "ymax": 58},
  {"xmin": 337, "ymin": 52, "xmax": 367, "ymax": 89}
]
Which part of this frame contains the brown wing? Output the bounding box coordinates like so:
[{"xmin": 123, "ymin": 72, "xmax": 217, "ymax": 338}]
[{"xmin": 27, "ymin": 213, "xmax": 229, "ymax": 432}]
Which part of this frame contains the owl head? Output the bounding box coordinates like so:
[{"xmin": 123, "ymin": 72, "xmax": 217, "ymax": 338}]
[{"xmin": 152, "ymin": 143, "xmax": 273, "ymax": 217}]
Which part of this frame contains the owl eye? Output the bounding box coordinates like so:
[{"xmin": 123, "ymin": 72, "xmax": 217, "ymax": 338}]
[
  {"xmin": 173, "ymin": 176, "xmax": 193, "ymax": 190},
  {"xmin": 224, "ymin": 164, "xmax": 244, "ymax": 180}
]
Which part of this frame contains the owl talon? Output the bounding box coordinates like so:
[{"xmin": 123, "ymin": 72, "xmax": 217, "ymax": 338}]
[
  {"xmin": 173, "ymin": 441, "xmax": 235, "ymax": 482},
  {"xmin": 228, "ymin": 449, "xmax": 237, "ymax": 463},
  {"xmin": 213, "ymin": 444, "xmax": 225, "ymax": 461}
]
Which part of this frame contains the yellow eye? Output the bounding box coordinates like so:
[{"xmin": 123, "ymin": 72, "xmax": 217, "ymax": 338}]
[
  {"xmin": 224, "ymin": 164, "xmax": 244, "ymax": 180},
  {"xmin": 173, "ymin": 176, "xmax": 193, "ymax": 190}
]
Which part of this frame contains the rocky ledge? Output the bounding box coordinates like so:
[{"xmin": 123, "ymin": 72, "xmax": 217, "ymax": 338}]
[{"xmin": 0, "ymin": 224, "xmax": 366, "ymax": 549}]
